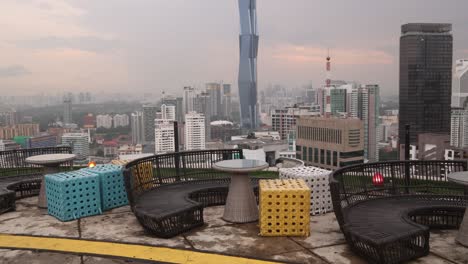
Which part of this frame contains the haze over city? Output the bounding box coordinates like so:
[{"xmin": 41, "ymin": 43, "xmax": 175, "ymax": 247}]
[{"xmin": 2, "ymin": 0, "xmax": 468, "ymax": 98}]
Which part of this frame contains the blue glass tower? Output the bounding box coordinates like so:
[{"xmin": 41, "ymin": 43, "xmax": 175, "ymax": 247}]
[{"xmin": 238, "ymin": 0, "xmax": 259, "ymax": 129}]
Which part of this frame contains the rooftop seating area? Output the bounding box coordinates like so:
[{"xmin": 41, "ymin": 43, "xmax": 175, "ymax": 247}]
[
  {"xmin": 0, "ymin": 148, "xmax": 467, "ymax": 263},
  {"xmin": 330, "ymin": 160, "xmax": 468, "ymax": 264}
]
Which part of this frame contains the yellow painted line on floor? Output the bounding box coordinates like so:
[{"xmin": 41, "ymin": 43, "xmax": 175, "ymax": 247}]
[{"xmin": 0, "ymin": 234, "xmax": 281, "ymax": 264}]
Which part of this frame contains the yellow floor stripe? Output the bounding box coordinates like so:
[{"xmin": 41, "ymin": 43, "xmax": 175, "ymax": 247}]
[{"xmin": 0, "ymin": 234, "xmax": 281, "ymax": 264}]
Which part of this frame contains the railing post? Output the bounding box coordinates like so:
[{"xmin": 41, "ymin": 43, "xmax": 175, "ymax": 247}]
[
  {"xmin": 174, "ymin": 121, "xmax": 181, "ymax": 181},
  {"xmin": 404, "ymin": 124, "xmax": 410, "ymax": 194}
]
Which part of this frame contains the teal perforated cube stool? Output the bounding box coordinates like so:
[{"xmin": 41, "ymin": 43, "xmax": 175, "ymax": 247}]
[
  {"xmin": 45, "ymin": 170, "xmax": 102, "ymax": 221},
  {"xmin": 83, "ymin": 164, "xmax": 128, "ymax": 211}
]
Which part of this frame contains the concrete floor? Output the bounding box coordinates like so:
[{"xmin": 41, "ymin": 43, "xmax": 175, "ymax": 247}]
[{"xmin": 0, "ymin": 197, "xmax": 467, "ymax": 264}]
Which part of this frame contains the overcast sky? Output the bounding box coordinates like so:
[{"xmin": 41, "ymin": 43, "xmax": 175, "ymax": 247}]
[{"xmin": 1, "ymin": 0, "xmax": 467, "ymax": 98}]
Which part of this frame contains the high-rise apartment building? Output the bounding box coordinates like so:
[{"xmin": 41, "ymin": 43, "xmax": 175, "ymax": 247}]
[
  {"xmin": 271, "ymin": 107, "xmax": 320, "ymax": 140},
  {"xmin": 0, "ymin": 124, "xmax": 40, "ymax": 139},
  {"xmin": 296, "ymin": 117, "xmax": 364, "ymax": 170},
  {"xmin": 222, "ymin": 84, "xmax": 232, "ymax": 118},
  {"xmin": 452, "ymin": 59, "xmax": 468, "ymax": 108},
  {"xmin": 154, "ymin": 119, "xmax": 175, "ymax": 154},
  {"xmin": 183, "ymin": 86, "xmax": 195, "ymax": 115},
  {"xmin": 143, "ymin": 104, "xmax": 158, "ymax": 143},
  {"xmin": 63, "ymin": 98, "xmax": 72, "ymax": 124},
  {"xmin": 113, "ymin": 114, "xmax": 129, "ymax": 127},
  {"xmin": 450, "ymin": 108, "xmax": 468, "ymax": 148},
  {"xmin": 193, "ymin": 92, "xmax": 212, "ymax": 140},
  {"xmin": 159, "ymin": 104, "xmax": 176, "ymax": 121},
  {"xmin": 359, "ymin": 85, "xmax": 380, "ymax": 162},
  {"xmin": 399, "ymin": 23, "xmax": 453, "ymax": 144},
  {"xmin": 206, "ymin": 83, "xmax": 222, "ymax": 118},
  {"xmin": 238, "ymin": 0, "xmax": 259, "ymax": 129},
  {"xmin": 131, "ymin": 111, "xmax": 144, "ymax": 145},
  {"xmin": 185, "ymin": 112, "xmax": 206, "ymax": 151},
  {"xmin": 96, "ymin": 114, "xmax": 113, "ymax": 129},
  {"xmin": 0, "ymin": 109, "xmax": 18, "ymax": 126},
  {"xmin": 61, "ymin": 133, "xmax": 89, "ymax": 160}
]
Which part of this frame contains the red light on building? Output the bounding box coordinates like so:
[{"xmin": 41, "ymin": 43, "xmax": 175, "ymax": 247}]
[{"xmin": 372, "ymin": 172, "xmax": 384, "ymax": 187}]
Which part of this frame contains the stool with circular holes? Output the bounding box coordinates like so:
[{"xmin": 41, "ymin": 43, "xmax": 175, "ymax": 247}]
[{"xmin": 259, "ymin": 179, "xmax": 310, "ymax": 237}]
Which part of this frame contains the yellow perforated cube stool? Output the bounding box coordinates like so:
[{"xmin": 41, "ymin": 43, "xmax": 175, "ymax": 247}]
[{"xmin": 259, "ymin": 179, "xmax": 311, "ymax": 237}]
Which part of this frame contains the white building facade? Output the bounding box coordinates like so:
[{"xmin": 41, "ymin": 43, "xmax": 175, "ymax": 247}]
[
  {"xmin": 154, "ymin": 119, "xmax": 175, "ymax": 154},
  {"xmin": 185, "ymin": 112, "xmax": 205, "ymax": 151},
  {"xmin": 96, "ymin": 114, "xmax": 113, "ymax": 129},
  {"xmin": 452, "ymin": 59, "xmax": 468, "ymax": 108},
  {"xmin": 450, "ymin": 108, "xmax": 468, "ymax": 148},
  {"xmin": 61, "ymin": 133, "xmax": 90, "ymax": 160},
  {"xmin": 113, "ymin": 114, "xmax": 129, "ymax": 127}
]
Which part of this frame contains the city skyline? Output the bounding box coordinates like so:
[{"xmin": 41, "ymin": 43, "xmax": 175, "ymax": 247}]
[{"xmin": 1, "ymin": 0, "xmax": 468, "ymax": 98}]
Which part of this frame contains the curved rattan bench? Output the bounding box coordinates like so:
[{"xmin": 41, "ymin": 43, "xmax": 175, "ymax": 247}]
[
  {"xmin": 132, "ymin": 178, "xmax": 261, "ymax": 238},
  {"xmin": 123, "ymin": 149, "xmax": 270, "ymax": 238},
  {"xmin": 0, "ymin": 147, "xmax": 72, "ymax": 213},
  {"xmin": 330, "ymin": 160, "xmax": 468, "ymax": 264}
]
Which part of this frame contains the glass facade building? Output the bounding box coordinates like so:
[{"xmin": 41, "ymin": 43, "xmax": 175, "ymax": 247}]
[{"xmin": 399, "ymin": 23, "xmax": 453, "ymax": 144}]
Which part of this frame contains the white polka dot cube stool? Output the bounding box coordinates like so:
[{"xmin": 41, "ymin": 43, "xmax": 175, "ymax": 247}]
[{"xmin": 279, "ymin": 166, "xmax": 332, "ymax": 215}]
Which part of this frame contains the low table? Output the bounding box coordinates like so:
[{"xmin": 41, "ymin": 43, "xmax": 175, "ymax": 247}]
[
  {"xmin": 25, "ymin": 154, "xmax": 76, "ymax": 208},
  {"xmin": 447, "ymin": 171, "xmax": 468, "ymax": 247},
  {"xmin": 213, "ymin": 159, "xmax": 268, "ymax": 223}
]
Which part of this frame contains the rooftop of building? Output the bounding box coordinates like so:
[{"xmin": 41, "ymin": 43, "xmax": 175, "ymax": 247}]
[{"xmin": 0, "ymin": 196, "xmax": 465, "ymax": 264}]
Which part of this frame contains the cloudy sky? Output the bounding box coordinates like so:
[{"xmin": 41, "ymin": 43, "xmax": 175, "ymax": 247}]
[{"xmin": 1, "ymin": 0, "xmax": 467, "ymax": 98}]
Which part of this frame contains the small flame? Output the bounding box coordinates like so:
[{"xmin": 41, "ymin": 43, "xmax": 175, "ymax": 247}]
[{"xmin": 88, "ymin": 161, "xmax": 96, "ymax": 168}]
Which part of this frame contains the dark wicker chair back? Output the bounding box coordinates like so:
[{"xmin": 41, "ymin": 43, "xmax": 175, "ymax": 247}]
[
  {"xmin": 123, "ymin": 149, "xmax": 243, "ymax": 207},
  {"xmin": 0, "ymin": 146, "xmax": 73, "ymax": 179},
  {"xmin": 330, "ymin": 160, "xmax": 468, "ymax": 228}
]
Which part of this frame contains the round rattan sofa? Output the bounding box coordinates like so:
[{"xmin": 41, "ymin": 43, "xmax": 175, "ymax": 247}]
[
  {"xmin": 330, "ymin": 160, "xmax": 468, "ymax": 264},
  {"xmin": 0, "ymin": 147, "xmax": 73, "ymax": 214},
  {"xmin": 122, "ymin": 149, "xmax": 280, "ymax": 238}
]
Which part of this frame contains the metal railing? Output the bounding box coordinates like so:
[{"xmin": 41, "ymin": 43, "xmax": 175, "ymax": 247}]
[
  {"xmin": 0, "ymin": 147, "xmax": 73, "ymax": 179},
  {"xmin": 330, "ymin": 160, "xmax": 468, "ymax": 226}
]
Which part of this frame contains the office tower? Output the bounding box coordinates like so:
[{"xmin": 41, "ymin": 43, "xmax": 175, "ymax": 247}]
[
  {"xmin": 176, "ymin": 97, "xmax": 183, "ymax": 123},
  {"xmin": 22, "ymin": 134, "xmax": 57, "ymax": 148},
  {"xmin": 271, "ymin": 107, "xmax": 320, "ymax": 140},
  {"xmin": 305, "ymin": 87, "xmax": 315, "ymax": 105},
  {"xmin": 452, "ymin": 59, "xmax": 468, "ymax": 108},
  {"xmin": 330, "ymin": 88, "xmax": 347, "ymax": 116},
  {"xmin": 450, "ymin": 108, "xmax": 468, "ymax": 148},
  {"xmin": 160, "ymin": 104, "xmax": 176, "ymax": 121},
  {"xmin": 131, "ymin": 111, "xmax": 144, "ymax": 145},
  {"xmin": 399, "ymin": 23, "xmax": 453, "ymax": 144},
  {"xmin": 223, "ymin": 84, "xmax": 232, "ymax": 118},
  {"xmin": 193, "ymin": 92, "xmax": 212, "ymax": 140},
  {"xmin": 238, "ymin": 0, "xmax": 259, "ymax": 129},
  {"xmin": 61, "ymin": 133, "xmax": 89, "ymax": 160},
  {"xmin": 359, "ymin": 85, "xmax": 381, "ymax": 162},
  {"xmin": 63, "ymin": 98, "xmax": 72, "ymax": 124},
  {"xmin": 96, "ymin": 114, "xmax": 113, "ymax": 129},
  {"xmin": 154, "ymin": 119, "xmax": 175, "ymax": 154},
  {"xmin": 347, "ymin": 86, "xmax": 359, "ymax": 118},
  {"xmin": 183, "ymin": 86, "xmax": 195, "ymax": 115},
  {"xmin": 206, "ymin": 83, "xmax": 222, "ymax": 117},
  {"xmin": 185, "ymin": 112, "xmax": 206, "ymax": 150},
  {"xmin": 296, "ymin": 117, "xmax": 364, "ymax": 170},
  {"xmin": 143, "ymin": 104, "xmax": 158, "ymax": 143},
  {"xmin": 113, "ymin": 114, "xmax": 129, "ymax": 128}
]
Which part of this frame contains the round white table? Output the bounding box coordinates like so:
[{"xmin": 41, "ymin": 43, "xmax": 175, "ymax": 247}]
[
  {"xmin": 25, "ymin": 154, "xmax": 76, "ymax": 208},
  {"xmin": 213, "ymin": 159, "xmax": 268, "ymax": 223},
  {"xmin": 447, "ymin": 171, "xmax": 468, "ymax": 247}
]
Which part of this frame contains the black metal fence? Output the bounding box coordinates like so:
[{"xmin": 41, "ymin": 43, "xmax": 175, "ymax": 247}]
[
  {"xmin": 330, "ymin": 160, "xmax": 468, "ymax": 227},
  {"xmin": 0, "ymin": 146, "xmax": 72, "ymax": 178},
  {"xmin": 123, "ymin": 149, "xmax": 243, "ymax": 204}
]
